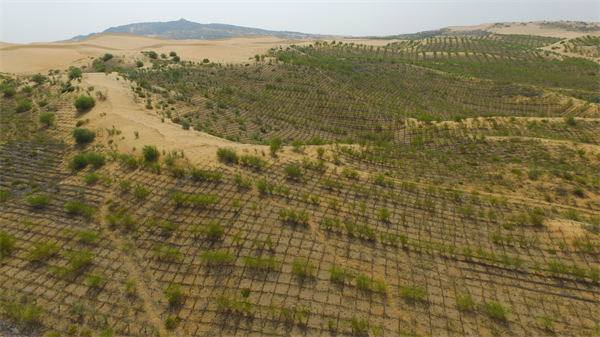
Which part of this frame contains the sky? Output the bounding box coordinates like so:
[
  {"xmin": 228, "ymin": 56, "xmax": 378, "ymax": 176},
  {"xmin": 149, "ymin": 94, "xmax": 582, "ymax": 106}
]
[{"xmin": 1, "ymin": 0, "xmax": 598, "ymax": 43}]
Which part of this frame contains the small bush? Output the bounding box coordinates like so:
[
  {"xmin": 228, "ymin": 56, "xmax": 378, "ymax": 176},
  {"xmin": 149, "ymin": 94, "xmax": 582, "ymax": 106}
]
[
  {"xmin": 201, "ymin": 250, "xmax": 235, "ymax": 265},
  {"xmin": 38, "ymin": 113, "xmax": 56, "ymax": 125},
  {"xmin": 0, "ymin": 190, "xmax": 10, "ymax": 202},
  {"xmin": 124, "ymin": 279, "xmax": 137, "ymax": 295},
  {"xmin": 85, "ymin": 151, "xmax": 106, "ymax": 168},
  {"xmin": 136, "ymin": 61, "xmax": 144, "ymax": 67},
  {"xmin": 283, "ymin": 164, "xmax": 302, "ymax": 178},
  {"xmin": 75, "ymin": 230, "xmax": 100, "ymax": 244},
  {"xmin": 1, "ymin": 86, "xmax": 16, "ymax": 98},
  {"xmin": 31, "ymin": 73, "xmax": 46, "ymax": 85},
  {"xmin": 0, "ymin": 231, "xmax": 18, "ymax": 256},
  {"xmin": 190, "ymin": 168, "xmax": 222, "ymax": 181},
  {"xmin": 456, "ymin": 293, "xmax": 476, "ymax": 311},
  {"xmin": 27, "ymin": 194, "xmax": 52, "ymax": 207},
  {"xmin": 527, "ymin": 169, "xmax": 541, "ymax": 180},
  {"xmin": 68, "ymin": 153, "xmax": 88, "ymax": 170},
  {"xmin": 15, "ymin": 100, "xmax": 33, "ymax": 112},
  {"xmin": 564, "ymin": 114, "xmax": 576, "ymax": 126},
  {"xmin": 399, "ymin": 284, "xmax": 427, "ymax": 302},
  {"xmin": 291, "ymin": 258, "xmax": 316, "ymax": 277},
  {"xmin": 101, "ymin": 53, "xmax": 113, "ymax": 62},
  {"xmin": 485, "ymin": 301, "xmax": 508, "ymax": 321},
  {"xmin": 181, "ymin": 120, "xmax": 190, "ymax": 130},
  {"xmin": 329, "ymin": 265, "xmax": 354, "ymax": 284},
  {"xmin": 68, "ymin": 67, "xmax": 82, "ymax": 79},
  {"xmin": 216, "ymin": 148, "xmax": 238, "ymax": 163},
  {"xmin": 269, "ymin": 136, "xmax": 283, "ymax": 155},
  {"xmin": 72, "ymin": 128, "xmax": 96, "ymax": 144},
  {"xmin": 239, "ymin": 154, "xmax": 267, "ymax": 169},
  {"xmin": 165, "ymin": 316, "xmax": 181, "ymax": 330},
  {"xmin": 148, "ymin": 51, "xmax": 158, "ymax": 59},
  {"xmin": 83, "ymin": 172, "xmax": 100, "ymax": 185},
  {"xmin": 243, "ymin": 256, "xmax": 281, "ymax": 270},
  {"xmin": 142, "ymin": 145, "xmax": 160, "ymax": 162},
  {"xmin": 74, "ymin": 95, "xmax": 95, "ymax": 110},
  {"xmin": 164, "ymin": 283, "xmax": 184, "ymax": 305},
  {"xmin": 134, "ymin": 185, "xmax": 150, "ymax": 198},
  {"xmin": 85, "ymin": 273, "xmax": 105, "ymax": 287}
]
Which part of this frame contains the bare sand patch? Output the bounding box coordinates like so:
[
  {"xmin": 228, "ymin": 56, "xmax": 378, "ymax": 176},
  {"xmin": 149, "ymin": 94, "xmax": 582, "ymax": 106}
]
[
  {"xmin": 0, "ymin": 33, "xmax": 401, "ymax": 75},
  {"xmin": 449, "ymin": 21, "xmax": 598, "ymax": 38}
]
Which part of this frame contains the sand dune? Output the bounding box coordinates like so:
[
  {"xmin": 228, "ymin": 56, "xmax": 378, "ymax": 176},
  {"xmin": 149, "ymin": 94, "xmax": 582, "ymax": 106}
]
[
  {"xmin": 0, "ymin": 33, "xmax": 402, "ymax": 75},
  {"xmin": 449, "ymin": 21, "xmax": 599, "ymax": 38}
]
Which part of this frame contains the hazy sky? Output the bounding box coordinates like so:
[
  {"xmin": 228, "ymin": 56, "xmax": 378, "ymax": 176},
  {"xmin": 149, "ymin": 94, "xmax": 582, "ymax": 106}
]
[{"xmin": 1, "ymin": 1, "xmax": 598, "ymax": 43}]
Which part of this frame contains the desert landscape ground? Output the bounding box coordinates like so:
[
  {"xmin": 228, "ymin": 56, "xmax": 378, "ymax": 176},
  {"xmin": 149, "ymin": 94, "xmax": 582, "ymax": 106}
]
[{"xmin": 0, "ymin": 21, "xmax": 599, "ymax": 337}]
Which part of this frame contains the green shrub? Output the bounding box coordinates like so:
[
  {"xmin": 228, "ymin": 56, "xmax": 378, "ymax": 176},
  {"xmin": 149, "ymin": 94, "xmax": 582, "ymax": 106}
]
[
  {"xmin": 456, "ymin": 293, "xmax": 476, "ymax": 311},
  {"xmin": 163, "ymin": 283, "xmax": 184, "ymax": 305},
  {"xmin": 173, "ymin": 56, "xmax": 181, "ymax": 62},
  {"xmin": 399, "ymin": 284, "xmax": 427, "ymax": 302},
  {"xmin": 27, "ymin": 194, "xmax": 52, "ymax": 207},
  {"xmin": 0, "ymin": 190, "xmax": 10, "ymax": 202},
  {"xmin": 31, "ymin": 73, "xmax": 46, "ymax": 85},
  {"xmin": 169, "ymin": 51, "xmax": 177, "ymax": 57},
  {"xmin": 216, "ymin": 148, "xmax": 238, "ymax": 163},
  {"xmin": 350, "ymin": 316, "xmax": 368, "ymax": 335},
  {"xmin": 142, "ymin": 145, "xmax": 160, "ymax": 162},
  {"xmin": 243, "ymin": 256, "xmax": 281, "ymax": 270},
  {"xmin": 83, "ymin": 172, "xmax": 100, "ymax": 185},
  {"xmin": 148, "ymin": 51, "xmax": 158, "ymax": 59},
  {"xmin": 0, "ymin": 231, "xmax": 18, "ymax": 256},
  {"xmin": 101, "ymin": 53, "xmax": 113, "ymax": 62},
  {"xmin": 564, "ymin": 114, "xmax": 576, "ymax": 126},
  {"xmin": 328, "ymin": 265, "xmax": 354, "ymax": 284},
  {"xmin": 38, "ymin": 113, "xmax": 56, "ymax": 125},
  {"xmin": 136, "ymin": 61, "xmax": 144, "ymax": 67},
  {"xmin": 74, "ymin": 95, "xmax": 96, "ymax": 110},
  {"xmin": 1, "ymin": 293, "xmax": 43, "ymax": 324},
  {"xmin": 68, "ymin": 67, "xmax": 82, "ymax": 79},
  {"xmin": 181, "ymin": 120, "xmax": 190, "ymax": 130},
  {"xmin": 134, "ymin": 185, "xmax": 150, "ymax": 198},
  {"xmin": 283, "ymin": 164, "xmax": 302, "ymax": 178},
  {"xmin": 190, "ymin": 168, "xmax": 222, "ymax": 181},
  {"xmin": 75, "ymin": 230, "xmax": 100, "ymax": 244},
  {"xmin": 291, "ymin": 258, "xmax": 315, "ymax": 277},
  {"xmin": 377, "ymin": 207, "xmax": 391, "ymax": 221},
  {"xmin": 85, "ymin": 273, "xmax": 105, "ymax": 287},
  {"xmin": 269, "ymin": 136, "xmax": 283, "ymax": 155},
  {"xmin": 1, "ymin": 86, "xmax": 16, "ymax": 98},
  {"xmin": 124, "ymin": 279, "xmax": 137, "ymax": 295},
  {"xmin": 165, "ymin": 316, "xmax": 181, "ymax": 330},
  {"xmin": 65, "ymin": 202, "xmax": 96, "ymax": 219},
  {"xmin": 15, "ymin": 100, "xmax": 32, "ymax": 112},
  {"xmin": 68, "ymin": 153, "xmax": 88, "ymax": 170},
  {"xmin": 201, "ymin": 250, "xmax": 235, "ymax": 265},
  {"xmin": 563, "ymin": 208, "xmax": 581, "ymax": 221},
  {"xmin": 239, "ymin": 155, "xmax": 267, "ymax": 169},
  {"xmin": 72, "ymin": 128, "xmax": 96, "ymax": 144},
  {"xmin": 485, "ymin": 301, "xmax": 507, "ymax": 320},
  {"xmin": 356, "ymin": 274, "xmax": 373, "ymax": 291},
  {"xmin": 154, "ymin": 243, "xmax": 181, "ymax": 261},
  {"xmin": 85, "ymin": 151, "xmax": 106, "ymax": 168}
]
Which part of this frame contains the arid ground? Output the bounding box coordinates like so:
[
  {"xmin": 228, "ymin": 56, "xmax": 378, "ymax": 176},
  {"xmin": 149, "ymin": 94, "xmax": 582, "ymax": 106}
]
[{"xmin": 0, "ymin": 21, "xmax": 599, "ymax": 337}]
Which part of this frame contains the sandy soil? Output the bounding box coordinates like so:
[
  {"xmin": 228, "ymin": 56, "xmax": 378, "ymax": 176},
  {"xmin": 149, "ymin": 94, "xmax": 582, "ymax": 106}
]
[
  {"xmin": 0, "ymin": 33, "xmax": 401, "ymax": 75},
  {"xmin": 449, "ymin": 21, "xmax": 599, "ymax": 38},
  {"xmin": 80, "ymin": 73, "xmax": 338, "ymax": 169}
]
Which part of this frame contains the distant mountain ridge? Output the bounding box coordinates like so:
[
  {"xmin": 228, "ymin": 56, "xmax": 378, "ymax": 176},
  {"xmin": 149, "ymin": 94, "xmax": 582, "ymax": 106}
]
[{"xmin": 68, "ymin": 18, "xmax": 334, "ymax": 41}]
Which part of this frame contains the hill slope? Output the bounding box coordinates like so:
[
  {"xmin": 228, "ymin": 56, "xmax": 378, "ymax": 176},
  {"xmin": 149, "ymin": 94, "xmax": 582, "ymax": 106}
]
[{"xmin": 69, "ymin": 18, "xmax": 331, "ymax": 41}]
